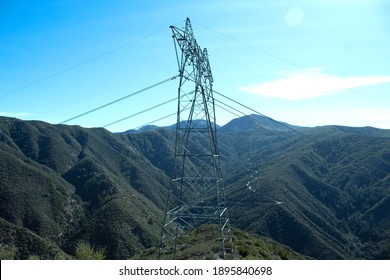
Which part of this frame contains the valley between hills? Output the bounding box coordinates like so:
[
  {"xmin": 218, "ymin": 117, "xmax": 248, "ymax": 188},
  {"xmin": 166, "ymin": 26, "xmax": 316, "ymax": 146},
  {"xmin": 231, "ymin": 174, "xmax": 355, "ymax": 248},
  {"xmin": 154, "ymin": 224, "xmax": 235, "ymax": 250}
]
[{"xmin": 1, "ymin": 115, "xmax": 389, "ymax": 259}]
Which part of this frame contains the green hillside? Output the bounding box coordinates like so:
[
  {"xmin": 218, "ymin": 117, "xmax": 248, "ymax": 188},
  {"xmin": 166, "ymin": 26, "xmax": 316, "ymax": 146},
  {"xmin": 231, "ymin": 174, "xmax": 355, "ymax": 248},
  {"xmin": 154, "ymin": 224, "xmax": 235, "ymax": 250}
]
[
  {"xmin": 1, "ymin": 115, "xmax": 389, "ymax": 259},
  {"xmin": 0, "ymin": 117, "xmax": 167, "ymax": 259},
  {"xmin": 133, "ymin": 224, "xmax": 309, "ymax": 260},
  {"xmin": 220, "ymin": 121, "xmax": 390, "ymax": 259}
]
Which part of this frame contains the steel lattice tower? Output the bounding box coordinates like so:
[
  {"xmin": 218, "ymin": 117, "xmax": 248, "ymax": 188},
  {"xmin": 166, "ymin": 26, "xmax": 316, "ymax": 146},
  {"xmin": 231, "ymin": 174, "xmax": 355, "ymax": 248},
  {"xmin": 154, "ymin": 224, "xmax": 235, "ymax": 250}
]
[{"xmin": 159, "ymin": 18, "xmax": 232, "ymax": 259}]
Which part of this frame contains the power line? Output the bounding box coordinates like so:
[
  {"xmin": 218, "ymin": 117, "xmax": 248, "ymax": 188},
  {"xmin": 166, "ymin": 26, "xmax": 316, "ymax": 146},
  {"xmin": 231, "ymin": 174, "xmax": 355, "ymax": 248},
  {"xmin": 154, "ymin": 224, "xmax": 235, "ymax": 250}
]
[
  {"xmin": 35, "ymin": 63, "xmax": 176, "ymax": 118},
  {"xmin": 193, "ymin": 21, "xmax": 303, "ymax": 70},
  {"xmin": 348, "ymin": 88, "xmax": 390, "ymax": 108},
  {"xmin": 59, "ymin": 75, "xmax": 179, "ymax": 124},
  {"xmin": 125, "ymin": 107, "xmax": 192, "ymax": 131},
  {"xmin": 103, "ymin": 97, "xmax": 176, "ymax": 128},
  {"xmin": 133, "ymin": 113, "xmax": 175, "ymax": 130},
  {"xmin": 210, "ymin": 51, "xmax": 270, "ymax": 81},
  {"xmin": 74, "ymin": 81, "xmax": 389, "ymax": 181},
  {"xmin": 196, "ymin": 21, "xmax": 390, "ymax": 109},
  {"xmin": 213, "ymin": 95, "xmax": 390, "ymax": 204},
  {"xmin": 214, "ymin": 90, "xmax": 390, "ymax": 181},
  {"xmin": 214, "ymin": 98, "xmax": 283, "ymax": 133},
  {"xmin": 214, "ymin": 89, "xmax": 360, "ymax": 168},
  {"xmin": 213, "ymin": 89, "xmax": 304, "ymax": 136},
  {"xmin": 132, "ymin": 111, "xmax": 185, "ymax": 131},
  {"xmin": 0, "ymin": 27, "xmax": 171, "ymax": 98}
]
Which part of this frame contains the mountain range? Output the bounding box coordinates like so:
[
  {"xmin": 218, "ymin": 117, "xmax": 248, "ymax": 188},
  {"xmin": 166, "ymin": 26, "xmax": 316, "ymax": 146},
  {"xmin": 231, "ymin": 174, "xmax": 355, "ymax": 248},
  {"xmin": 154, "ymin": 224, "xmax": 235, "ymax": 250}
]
[{"xmin": 0, "ymin": 114, "xmax": 389, "ymax": 259}]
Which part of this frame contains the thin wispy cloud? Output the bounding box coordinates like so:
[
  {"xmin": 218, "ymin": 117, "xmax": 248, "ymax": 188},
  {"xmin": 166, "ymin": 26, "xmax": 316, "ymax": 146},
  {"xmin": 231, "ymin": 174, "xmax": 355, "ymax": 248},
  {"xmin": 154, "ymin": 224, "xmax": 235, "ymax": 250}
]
[
  {"xmin": 271, "ymin": 106, "xmax": 390, "ymax": 129},
  {"xmin": 0, "ymin": 111, "xmax": 29, "ymax": 118},
  {"xmin": 240, "ymin": 68, "xmax": 390, "ymax": 100}
]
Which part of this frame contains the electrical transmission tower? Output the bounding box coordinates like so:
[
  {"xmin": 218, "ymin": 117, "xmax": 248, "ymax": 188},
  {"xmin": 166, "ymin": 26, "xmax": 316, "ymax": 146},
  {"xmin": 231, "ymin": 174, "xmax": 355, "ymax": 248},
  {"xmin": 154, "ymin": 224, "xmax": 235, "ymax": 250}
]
[{"xmin": 159, "ymin": 18, "xmax": 232, "ymax": 259}]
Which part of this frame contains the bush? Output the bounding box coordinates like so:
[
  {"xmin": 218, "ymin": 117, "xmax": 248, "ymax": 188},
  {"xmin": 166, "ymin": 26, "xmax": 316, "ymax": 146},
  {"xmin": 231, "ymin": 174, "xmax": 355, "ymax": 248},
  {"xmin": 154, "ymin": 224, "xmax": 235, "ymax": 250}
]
[
  {"xmin": 75, "ymin": 241, "xmax": 105, "ymax": 260},
  {"xmin": 0, "ymin": 245, "xmax": 17, "ymax": 260}
]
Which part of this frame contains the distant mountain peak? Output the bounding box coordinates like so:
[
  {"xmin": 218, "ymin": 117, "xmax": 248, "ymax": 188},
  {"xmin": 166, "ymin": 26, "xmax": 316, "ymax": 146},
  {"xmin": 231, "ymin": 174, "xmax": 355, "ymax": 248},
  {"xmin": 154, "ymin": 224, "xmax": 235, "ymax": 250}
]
[{"xmin": 219, "ymin": 114, "xmax": 304, "ymax": 133}]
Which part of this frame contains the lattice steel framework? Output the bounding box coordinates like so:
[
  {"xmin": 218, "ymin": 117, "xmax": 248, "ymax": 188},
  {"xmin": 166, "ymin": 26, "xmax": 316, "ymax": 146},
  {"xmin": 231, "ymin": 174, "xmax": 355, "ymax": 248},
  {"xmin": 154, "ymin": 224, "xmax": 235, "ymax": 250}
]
[{"xmin": 159, "ymin": 18, "xmax": 232, "ymax": 259}]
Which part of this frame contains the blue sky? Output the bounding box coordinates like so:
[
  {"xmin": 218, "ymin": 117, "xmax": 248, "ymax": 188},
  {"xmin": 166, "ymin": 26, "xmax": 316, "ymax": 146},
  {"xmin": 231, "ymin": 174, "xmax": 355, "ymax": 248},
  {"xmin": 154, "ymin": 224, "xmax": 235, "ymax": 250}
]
[{"xmin": 1, "ymin": 0, "xmax": 390, "ymax": 132}]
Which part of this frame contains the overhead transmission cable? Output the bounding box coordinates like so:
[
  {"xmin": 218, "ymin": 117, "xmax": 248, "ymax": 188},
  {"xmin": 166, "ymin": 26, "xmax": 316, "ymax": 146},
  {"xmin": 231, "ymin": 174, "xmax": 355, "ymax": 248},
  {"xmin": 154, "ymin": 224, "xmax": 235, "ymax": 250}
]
[
  {"xmin": 59, "ymin": 75, "xmax": 179, "ymax": 124},
  {"xmin": 210, "ymin": 51, "xmax": 270, "ymax": 81},
  {"xmin": 348, "ymin": 88, "xmax": 390, "ymax": 107},
  {"xmin": 196, "ymin": 21, "xmax": 390, "ymax": 108},
  {"xmin": 214, "ymin": 89, "xmax": 347, "ymax": 158},
  {"xmin": 103, "ymin": 97, "xmax": 176, "ymax": 128},
  {"xmin": 132, "ymin": 112, "xmax": 177, "ymax": 131},
  {"xmin": 35, "ymin": 63, "xmax": 176, "ymax": 118},
  {"xmin": 131, "ymin": 107, "xmax": 190, "ymax": 131},
  {"xmin": 214, "ymin": 98, "xmax": 279, "ymax": 133},
  {"xmin": 213, "ymin": 89, "xmax": 306, "ymax": 136},
  {"xmin": 193, "ymin": 21, "xmax": 302, "ymax": 70},
  {"xmin": 214, "ymin": 90, "xmax": 390, "ymax": 180},
  {"xmin": 215, "ymin": 97, "xmax": 357, "ymax": 203},
  {"xmin": 0, "ymin": 26, "xmax": 171, "ymax": 98}
]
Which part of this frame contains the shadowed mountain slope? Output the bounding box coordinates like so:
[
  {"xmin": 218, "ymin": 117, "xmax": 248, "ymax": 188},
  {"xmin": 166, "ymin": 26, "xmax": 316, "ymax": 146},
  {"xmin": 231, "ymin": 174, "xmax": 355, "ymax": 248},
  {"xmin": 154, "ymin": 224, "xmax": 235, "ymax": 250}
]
[
  {"xmin": 0, "ymin": 117, "xmax": 169, "ymax": 259},
  {"xmin": 220, "ymin": 124, "xmax": 390, "ymax": 259},
  {"xmin": 1, "ymin": 115, "xmax": 389, "ymax": 259}
]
